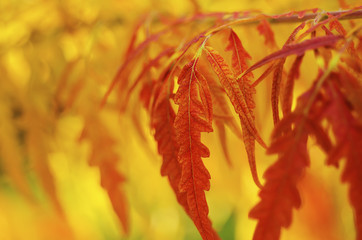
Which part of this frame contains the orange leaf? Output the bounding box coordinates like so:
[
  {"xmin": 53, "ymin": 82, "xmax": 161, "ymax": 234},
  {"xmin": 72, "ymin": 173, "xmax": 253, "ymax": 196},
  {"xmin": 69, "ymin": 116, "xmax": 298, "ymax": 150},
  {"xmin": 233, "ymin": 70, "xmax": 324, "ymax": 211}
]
[
  {"xmin": 200, "ymin": 64, "xmax": 241, "ymax": 166},
  {"xmin": 244, "ymin": 35, "xmax": 343, "ymax": 76},
  {"xmin": 174, "ymin": 59, "xmax": 219, "ymax": 240},
  {"xmin": 205, "ymin": 46, "xmax": 266, "ymax": 148},
  {"xmin": 329, "ymin": 18, "xmax": 347, "ymax": 36},
  {"xmin": 151, "ymin": 71, "xmax": 189, "ymax": 213},
  {"xmin": 223, "ymin": 30, "xmax": 264, "ymax": 187},
  {"xmin": 206, "ymin": 45, "xmax": 264, "ymax": 187},
  {"xmin": 201, "ymin": 63, "xmax": 242, "ymax": 139},
  {"xmin": 257, "ymin": 19, "xmax": 278, "ymax": 49},
  {"xmin": 322, "ymin": 82, "xmax": 362, "ymax": 239},
  {"xmin": 81, "ymin": 117, "xmax": 129, "ymax": 234},
  {"xmin": 271, "ymin": 22, "xmax": 306, "ymax": 124},
  {"xmin": 250, "ymin": 113, "xmax": 309, "ymax": 240},
  {"xmin": 205, "ymin": 46, "xmax": 265, "ymax": 186},
  {"xmin": 225, "ymin": 29, "xmax": 252, "ymax": 76}
]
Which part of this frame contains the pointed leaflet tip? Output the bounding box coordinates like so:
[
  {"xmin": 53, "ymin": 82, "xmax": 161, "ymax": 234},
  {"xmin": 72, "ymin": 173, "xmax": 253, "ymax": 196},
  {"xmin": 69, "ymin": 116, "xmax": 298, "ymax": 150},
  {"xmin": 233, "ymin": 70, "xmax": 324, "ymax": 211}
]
[
  {"xmin": 225, "ymin": 29, "xmax": 252, "ymax": 76},
  {"xmin": 223, "ymin": 29, "xmax": 265, "ymax": 187},
  {"xmin": 242, "ymin": 127, "xmax": 264, "ymax": 189},
  {"xmin": 206, "ymin": 42, "xmax": 265, "ymax": 188}
]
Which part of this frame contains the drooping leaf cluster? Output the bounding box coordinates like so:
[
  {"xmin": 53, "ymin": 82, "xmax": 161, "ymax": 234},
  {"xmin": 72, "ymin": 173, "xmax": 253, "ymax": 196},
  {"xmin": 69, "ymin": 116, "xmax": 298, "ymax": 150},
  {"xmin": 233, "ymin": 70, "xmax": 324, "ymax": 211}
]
[
  {"xmin": 1, "ymin": 4, "xmax": 362, "ymax": 240},
  {"xmin": 102, "ymin": 7, "xmax": 362, "ymax": 240}
]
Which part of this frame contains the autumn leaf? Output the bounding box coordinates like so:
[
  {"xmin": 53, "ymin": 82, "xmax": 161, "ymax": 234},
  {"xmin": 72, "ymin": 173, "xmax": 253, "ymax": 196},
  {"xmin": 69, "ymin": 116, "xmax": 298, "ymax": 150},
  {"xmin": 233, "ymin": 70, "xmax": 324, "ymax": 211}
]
[
  {"xmin": 1, "ymin": 3, "xmax": 362, "ymax": 240},
  {"xmin": 249, "ymin": 113, "xmax": 310, "ymax": 240},
  {"xmin": 81, "ymin": 116, "xmax": 129, "ymax": 234},
  {"xmin": 204, "ymin": 46, "xmax": 266, "ymax": 148},
  {"xmin": 205, "ymin": 44, "xmax": 265, "ymax": 188},
  {"xmin": 243, "ymin": 35, "xmax": 343, "ymax": 76},
  {"xmin": 151, "ymin": 69, "xmax": 189, "ymax": 212},
  {"xmin": 174, "ymin": 58, "xmax": 219, "ymax": 240},
  {"xmin": 257, "ymin": 19, "xmax": 278, "ymax": 49},
  {"xmin": 224, "ymin": 29, "xmax": 264, "ymax": 187},
  {"xmin": 322, "ymin": 79, "xmax": 362, "ymax": 240}
]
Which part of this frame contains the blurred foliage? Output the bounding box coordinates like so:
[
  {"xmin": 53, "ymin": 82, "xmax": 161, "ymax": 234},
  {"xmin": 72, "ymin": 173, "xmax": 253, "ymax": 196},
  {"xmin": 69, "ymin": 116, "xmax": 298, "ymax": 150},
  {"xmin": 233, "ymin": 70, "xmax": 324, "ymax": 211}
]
[{"xmin": 0, "ymin": 0, "xmax": 360, "ymax": 240}]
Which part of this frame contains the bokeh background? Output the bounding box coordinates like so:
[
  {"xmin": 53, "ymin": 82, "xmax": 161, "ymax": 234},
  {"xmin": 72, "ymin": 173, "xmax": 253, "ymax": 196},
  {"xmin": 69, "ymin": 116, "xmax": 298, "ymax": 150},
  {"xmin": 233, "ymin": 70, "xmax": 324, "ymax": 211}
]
[{"xmin": 0, "ymin": 0, "xmax": 360, "ymax": 239}]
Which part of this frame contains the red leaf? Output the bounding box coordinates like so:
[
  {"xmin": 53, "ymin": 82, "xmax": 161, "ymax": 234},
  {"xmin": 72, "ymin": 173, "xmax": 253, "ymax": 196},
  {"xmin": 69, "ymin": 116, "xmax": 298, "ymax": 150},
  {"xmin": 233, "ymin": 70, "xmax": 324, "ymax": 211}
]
[
  {"xmin": 174, "ymin": 59, "xmax": 219, "ymax": 240},
  {"xmin": 205, "ymin": 46, "xmax": 266, "ymax": 148},
  {"xmin": 322, "ymin": 25, "xmax": 335, "ymax": 36},
  {"xmin": 202, "ymin": 66, "xmax": 242, "ymax": 139},
  {"xmin": 285, "ymin": 22, "xmax": 306, "ymax": 45},
  {"xmin": 341, "ymin": 131, "xmax": 362, "ymax": 240},
  {"xmin": 251, "ymin": 22, "xmax": 305, "ymax": 89},
  {"xmin": 250, "ymin": 114, "xmax": 310, "ymax": 240},
  {"xmin": 304, "ymin": 118, "xmax": 332, "ymax": 153},
  {"xmin": 139, "ymin": 80, "xmax": 155, "ymax": 110},
  {"xmin": 225, "ymin": 29, "xmax": 252, "ymax": 76},
  {"xmin": 197, "ymin": 71, "xmax": 214, "ymax": 125},
  {"xmin": 151, "ymin": 76, "xmax": 189, "ymax": 213},
  {"xmin": 257, "ymin": 19, "xmax": 278, "ymax": 49},
  {"xmin": 244, "ymin": 35, "xmax": 343, "ymax": 75},
  {"xmin": 200, "ymin": 64, "xmax": 242, "ymax": 166},
  {"xmin": 337, "ymin": 65, "xmax": 362, "ymax": 116},
  {"xmin": 294, "ymin": 8, "xmax": 362, "ymax": 42},
  {"xmin": 205, "ymin": 45, "xmax": 265, "ymax": 188},
  {"xmin": 329, "ymin": 18, "xmax": 347, "ymax": 36},
  {"xmin": 322, "ymin": 82, "xmax": 362, "ymax": 239},
  {"xmin": 224, "ymin": 30, "xmax": 265, "ymax": 187},
  {"xmin": 270, "ymin": 22, "xmax": 306, "ymax": 124},
  {"xmin": 250, "ymin": 32, "xmax": 339, "ymax": 127}
]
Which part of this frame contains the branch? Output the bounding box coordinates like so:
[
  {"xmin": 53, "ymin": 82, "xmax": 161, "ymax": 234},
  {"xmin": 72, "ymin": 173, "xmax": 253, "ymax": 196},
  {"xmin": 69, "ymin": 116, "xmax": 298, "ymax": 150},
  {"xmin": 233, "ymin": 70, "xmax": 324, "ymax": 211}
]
[{"xmin": 269, "ymin": 9, "xmax": 362, "ymax": 23}]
